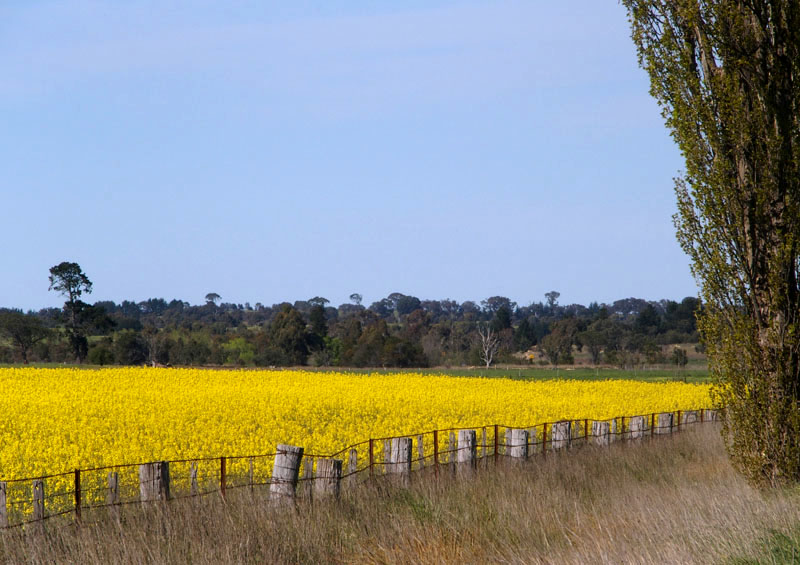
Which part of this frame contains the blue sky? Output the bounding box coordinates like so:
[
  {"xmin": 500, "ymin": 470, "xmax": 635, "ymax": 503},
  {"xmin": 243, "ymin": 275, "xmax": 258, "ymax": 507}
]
[{"xmin": 1, "ymin": 1, "xmax": 695, "ymax": 310}]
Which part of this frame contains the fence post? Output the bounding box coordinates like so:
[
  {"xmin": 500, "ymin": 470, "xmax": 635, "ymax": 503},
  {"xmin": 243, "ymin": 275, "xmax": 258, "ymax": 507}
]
[
  {"xmin": 220, "ymin": 457, "xmax": 227, "ymax": 500},
  {"xmin": 249, "ymin": 457, "xmax": 255, "ymax": 494},
  {"xmin": 417, "ymin": 435, "xmax": 425, "ymax": 469},
  {"xmin": 542, "ymin": 423, "xmax": 548, "ymax": 456},
  {"xmin": 347, "ymin": 448, "xmax": 358, "ymax": 487},
  {"xmin": 33, "ymin": 480, "xmax": 44, "ymax": 521},
  {"xmin": 677, "ymin": 410, "xmax": 682, "ymax": 431},
  {"xmin": 0, "ymin": 482, "xmax": 7, "ymax": 528},
  {"xmin": 629, "ymin": 416, "xmax": 646, "ymax": 440},
  {"xmin": 190, "ymin": 463, "xmax": 199, "ymax": 495},
  {"xmin": 369, "ymin": 439, "xmax": 374, "ymax": 478},
  {"xmin": 592, "ymin": 421, "xmax": 611, "ymax": 447},
  {"xmin": 389, "ymin": 438, "xmax": 413, "ymax": 485},
  {"xmin": 314, "ymin": 458, "xmax": 342, "ymax": 500},
  {"xmin": 456, "ymin": 430, "xmax": 477, "ymax": 475},
  {"xmin": 433, "ymin": 430, "xmax": 439, "ymax": 477},
  {"xmin": 107, "ymin": 472, "xmax": 119, "ymax": 523},
  {"xmin": 655, "ymin": 413, "xmax": 674, "ymax": 435},
  {"xmin": 448, "ymin": 432, "xmax": 457, "ymax": 475},
  {"xmin": 493, "ymin": 425, "xmax": 499, "ymax": 464},
  {"xmin": 74, "ymin": 469, "xmax": 81, "ymax": 523},
  {"xmin": 270, "ymin": 444, "xmax": 304, "ymax": 505},
  {"xmin": 481, "ymin": 427, "xmax": 487, "ymax": 458},
  {"xmin": 509, "ymin": 429, "xmax": 529, "ymax": 459},
  {"xmin": 139, "ymin": 462, "xmax": 171, "ymax": 503},
  {"xmin": 303, "ymin": 456, "xmax": 314, "ymax": 500},
  {"xmin": 551, "ymin": 421, "xmax": 571, "ymax": 450},
  {"xmin": 651, "ymin": 413, "xmax": 656, "ymax": 438},
  {"xmin": 621, "ymin": 416, "xmax": 626, "ymax": 441},
  {"xmin": 383, "ymin": 440, "xmax": 392, "ymax": 475}
]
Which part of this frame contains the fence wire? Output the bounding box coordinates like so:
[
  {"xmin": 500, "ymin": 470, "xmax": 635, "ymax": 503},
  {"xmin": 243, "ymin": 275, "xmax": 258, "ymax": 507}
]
[{"xmin": 0, "ymin": 408, "xmax": 716, "ymax": 530}]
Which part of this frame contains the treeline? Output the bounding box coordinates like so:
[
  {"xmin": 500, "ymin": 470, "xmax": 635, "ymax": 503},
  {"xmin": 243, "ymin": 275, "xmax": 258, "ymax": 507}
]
[{"xmin": 1, "ymin": 284, "xmax": 700, "ymax": 368}]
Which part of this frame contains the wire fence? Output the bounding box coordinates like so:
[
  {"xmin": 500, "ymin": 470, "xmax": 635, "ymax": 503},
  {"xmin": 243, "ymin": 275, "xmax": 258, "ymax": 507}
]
[{"xmin": 0, "ymin": 408, "xmax": 717, "ymax": 530}]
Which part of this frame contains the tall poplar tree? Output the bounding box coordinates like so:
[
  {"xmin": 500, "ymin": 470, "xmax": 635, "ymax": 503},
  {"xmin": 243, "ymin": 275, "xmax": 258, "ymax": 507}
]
[{"xmin": 623, "ymin": 0, "xmax": 799, "ymax": 485}]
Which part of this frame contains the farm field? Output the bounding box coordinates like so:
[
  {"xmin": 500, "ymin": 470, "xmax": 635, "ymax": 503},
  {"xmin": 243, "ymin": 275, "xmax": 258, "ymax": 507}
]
[{"xmin": 1, "ymin": 367, "xmax": 711, "ymax": 479}]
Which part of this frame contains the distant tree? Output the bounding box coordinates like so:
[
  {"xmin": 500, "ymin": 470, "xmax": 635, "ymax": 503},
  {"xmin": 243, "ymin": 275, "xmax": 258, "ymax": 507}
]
[
  {"xmin": 349, "ymin": 293, "xmax": 363, "ymax": 306},
  {"xmin": 205, "ymin": 293, "xmax": 221, "ymax": 305},
  {"xmin": 544, "ymin": 291, "xmax": 560, "ymax": 310},
  {"xmin": 490, "ymin": 305, "xmax": 513, "ymax": 332},
  {"xmin": 114, "ymin": 329, "xmax": 148, "ymax": 365},
  {"xmin": 48, "ymin": 261, "xmax": 93, "ymax": 363},
  {"xmin": 0, "ymin": 311, "xmax": 50, "ymax": 364},
  {"xmin": 481, "ymin": 296, "xmax": 517, "ymax": 316},
  {"xmin": 395, "ymin": 295, "xmax": 421, "ymax": 316},
  {"xmin": 578, "ymin": 327, "xmax": 606, "ymax": 366},
  {"xmin": 475, "ymin": 323, "xmax": 500, "ymax": 369},
  {"xmin": 671, "ymin": 346, "xmax": 688, "ymax": 369},
  {"xmin": 268, "ymin": 305, "xmax": 309, "ymax": 365}
]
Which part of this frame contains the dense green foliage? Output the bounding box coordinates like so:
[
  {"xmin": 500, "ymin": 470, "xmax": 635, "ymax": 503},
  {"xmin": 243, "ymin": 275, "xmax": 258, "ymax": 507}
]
[
  {"xmin": 624, "ymin": 0, "xmax": 800, "ymax": 485},
  {"xmin": 1, "ymin": 273, "xmax": 701, "ymax": 369}
]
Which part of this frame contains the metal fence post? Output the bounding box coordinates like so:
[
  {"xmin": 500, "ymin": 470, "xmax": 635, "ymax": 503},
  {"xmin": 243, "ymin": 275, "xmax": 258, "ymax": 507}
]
[{"xmin": 74, "ymin": 469, "xmax": 81, "ymax": 523}]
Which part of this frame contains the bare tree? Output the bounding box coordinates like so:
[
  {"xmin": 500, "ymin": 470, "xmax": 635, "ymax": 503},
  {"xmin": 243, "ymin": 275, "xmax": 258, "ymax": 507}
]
[{"xmin": 475, "ymin": 323, "xmax": 500, "ymax": 369}]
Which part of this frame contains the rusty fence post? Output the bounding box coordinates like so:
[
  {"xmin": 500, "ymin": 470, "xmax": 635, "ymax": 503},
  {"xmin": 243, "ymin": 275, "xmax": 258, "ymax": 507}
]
[
  {"xmin": 369, "ymin": 439, "xmax": 375, "ymax": 478},
  {"xmin": 220, "ymin": 457, "xmax": 227, "ymax": 499},
  {"xmin": 651, "ymin": 413, "xmax": 655, "ymax": 438},
  {"xmin": 433, "ymin": 430, "xmax": 439, "ymax": 477},
  {"xmin": 74, "ymin": 469, "xmax": 81, "ymax": 523}
]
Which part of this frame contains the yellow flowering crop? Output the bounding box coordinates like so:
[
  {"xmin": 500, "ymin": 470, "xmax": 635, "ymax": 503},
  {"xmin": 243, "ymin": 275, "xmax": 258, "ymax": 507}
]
[{"xmin": 0, "ymin": 367, "xmax": 711, "ymax": 518}]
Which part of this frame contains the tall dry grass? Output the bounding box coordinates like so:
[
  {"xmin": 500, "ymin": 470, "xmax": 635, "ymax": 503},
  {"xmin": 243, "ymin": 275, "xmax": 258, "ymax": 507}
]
[{"xmin": 3, "ymin": 424, "xmax": 800, "ymax": 564}]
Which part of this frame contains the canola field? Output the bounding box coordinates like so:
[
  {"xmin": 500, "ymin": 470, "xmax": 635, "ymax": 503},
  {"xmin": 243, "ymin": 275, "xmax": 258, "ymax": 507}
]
[{"xmin": 1, "ymin": 367, "xmax": 712, "ymax": 482}]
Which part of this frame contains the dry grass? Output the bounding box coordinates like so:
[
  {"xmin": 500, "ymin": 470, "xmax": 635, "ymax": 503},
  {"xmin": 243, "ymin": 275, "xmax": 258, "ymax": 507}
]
[{"xmin": 3, "ymin": 425, "xmax": 800, "ymax": 564}]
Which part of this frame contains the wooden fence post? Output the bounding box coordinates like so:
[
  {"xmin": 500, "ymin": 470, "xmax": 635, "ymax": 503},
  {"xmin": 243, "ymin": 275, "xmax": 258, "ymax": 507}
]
[
  {"xmin": 314, "ymin": 458, "xmax": 342, "ymax": 500},
  {"xmin": 508, "ymin": 429, "xmax": 529, "ymax": 459},
  {"xmin": 592, "ymin": 421, "xmax": 611, "ymax": 446},
  {"xmin": 139, "ymin": 462, "xmax": 170, "ymax": 503},
  {"xmin": 270, "ymin": 444, "xmax": 304, "ymax": 504},
  {"xmin": 542, "ymin": 423, "xmax": 548, "ymax": 456},
  {"xmin": 417, "ymin": 435, "xmax": 425, "ymax": 469},
  {"xmin": 0, "ymin": 481, "xmax": 7, "ymax": 528},
  {"xmin": 33, "ymin": 480, "xmax": 44, "ymax": 521},
  {"xmin": 493, "ymin": 425, "xmax": 499, "ymax": 464},
  {"xmin": 456, "ymin": 430, "xmax": 477, "ymax": 475},
  {"xmin": 448, "ymin": 432, "xmax": 457, "ymax": 475},
  {"xmin": 190, "ymin": 463, "xmax": 199, "ymax": 495},
  {"xmin": 303, "ymin": 456, "xmax": 314, "ymax": 500},
  {"xmin": 383, "ymin": 440, "xmax": 392, "ymax": 475},
  {"xmin": 107, "ymin": 472, "xmax": 119, "ymax": 523},
  {"xmin": 551, "ymin": 421, "xmax": 571, "ymax": 450},
  {"xmin": 347, "ymin": 449, "xmax": 358, "ymax": 487},
  {"xmin": 389, "ymin": 438, "xmax": 413, "ymax": 485},
  {"xmin": 481, "ymin": 427, "xmax": 487, "ymax": 459},
  {"xmin": 629, "ymin": 416, "xmax": 646, "ymax": 440},
  {"xmin": 655, "ymin": 413, "xmax": 674, "ymax": 435}
]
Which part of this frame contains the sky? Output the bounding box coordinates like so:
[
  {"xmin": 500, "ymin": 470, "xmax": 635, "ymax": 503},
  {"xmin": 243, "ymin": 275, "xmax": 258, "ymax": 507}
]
[{"xmin": 0, "ymin": 0, "xmax": 696, "ymax": 311}]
